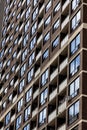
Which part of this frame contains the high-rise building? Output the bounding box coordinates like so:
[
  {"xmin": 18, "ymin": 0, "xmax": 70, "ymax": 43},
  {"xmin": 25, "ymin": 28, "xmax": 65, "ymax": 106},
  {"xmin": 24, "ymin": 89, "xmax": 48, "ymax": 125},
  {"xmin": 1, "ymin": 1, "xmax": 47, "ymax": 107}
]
[{"xmin": 0, "ymin": 0, "xmax": 87, "ymax": 130}]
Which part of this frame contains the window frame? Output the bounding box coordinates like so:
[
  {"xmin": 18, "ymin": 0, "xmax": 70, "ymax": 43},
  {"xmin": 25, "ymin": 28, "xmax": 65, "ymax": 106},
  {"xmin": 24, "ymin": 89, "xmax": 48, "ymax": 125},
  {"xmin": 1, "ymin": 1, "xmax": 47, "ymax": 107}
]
[{"xmin": 68, "ymin": 101, "xmax": 79, "ymax": 124}]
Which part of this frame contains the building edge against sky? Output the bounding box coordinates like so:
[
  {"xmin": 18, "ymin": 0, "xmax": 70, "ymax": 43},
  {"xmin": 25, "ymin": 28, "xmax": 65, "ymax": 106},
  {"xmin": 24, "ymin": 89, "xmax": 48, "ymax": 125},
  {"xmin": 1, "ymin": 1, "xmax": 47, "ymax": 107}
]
[{"xmin": 1, "ymin": 0, "xmax": 87, "ymax": 130}]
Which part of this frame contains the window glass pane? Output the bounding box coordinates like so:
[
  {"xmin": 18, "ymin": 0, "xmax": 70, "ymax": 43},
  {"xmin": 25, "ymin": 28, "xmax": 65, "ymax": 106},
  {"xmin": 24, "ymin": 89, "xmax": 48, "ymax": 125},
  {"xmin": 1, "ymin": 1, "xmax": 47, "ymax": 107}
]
[
  {"xmin": 52, "ymin": 36, "xmax": 59, "ymax": 50},
  {"xmin": 69, "ymin": 101, "xmax": 79, "ymax": 124},
  {"xmin": 75, "ymin": 101, "xmax": 79, "ymax": 115},
  {"xmin": 69, "ymin": 77, "xmax": 80, "ymax": 99},
  {"xmin": 41, "ymin": 69, "xmax": 48, "ymax": 86},
  {"xmin": 70, "ymin": 55, "xmax": 80, "ymax": 77},
  {"xmin": 71, "ymin": 10, "xmax": 81, "ymax": 31},
  {"xmin": 70, "ymin": 33, "xmax": 80, "ymax": 55}
]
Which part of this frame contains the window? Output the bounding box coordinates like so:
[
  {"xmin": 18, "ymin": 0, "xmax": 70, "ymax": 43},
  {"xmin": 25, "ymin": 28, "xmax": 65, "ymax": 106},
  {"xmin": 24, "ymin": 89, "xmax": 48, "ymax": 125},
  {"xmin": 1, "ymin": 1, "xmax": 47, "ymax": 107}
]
[
  {"xmin": 26, "ymin": 7, "xmax": 31, "ymax": 19},
  {"xmin": 16, "ymin": 115, "xmax": 22, "ymax": 130},
  {"xmin": 27, "ymin": 68, "xmax": 34, "ymax": 83},
  {"xmin": 6, "ymin": 0, "xmax": 10, "ymax": 4},
  {"xmin": 44, "ymin": 15, "xmax": 51, "ymax": 28},
  {"xmin": 69, "ymin": 77, "xmax": 79, "ymax": 99},
  {"xmin": 5, "ymin": 73, "xmax": 9, "ymax": 80},
  {"xmin": 2, "ymin": 27, "xmax": 6, "ymax": 36},
  {"xmin": 17, "ymin": 13, "xmax": 20, "ymax": 20},
  {"xmin": 11, "ymin": 64, "xmax": 16, "ymax": 72},
  {"xmin": 52, "ymin": 19, "xmax": 60, "ymax": 33},
  {"xmin": 1, "ymin": 38, "xmax": 5, "ymax": 48},
  {"xmin": 72, "ymin": 0, "xmax": 80, "ymax": 11},
  {"xmin": 11, "ymin": 23, "xmax": 14, "ymax": 29},
  {"xmin": 28, "ymin": 51, "xmax": 35, "ymax": 66},
  {"xmin": 70, "ymin": 33, "xmax": 80, "ymax": 55},
  {"xmin": 21, "ymin": 48, "xmax": 28, "ymax": 62},
  {"xmin": 5, "ymin": 6, "xmax": 9, "ymax": 15},
  {"xmin": 45, "ymin": 0, "xmax": 52, "ymax": 12},
  {"xmin": 41, "ymin": 69, "xmax": 48, "ymax": 86},
  {"xmin": 23, "ymin": 124, "xmax": 30, "ymax": 130},
  {"xmin": 30, "ymin": 36, "xmax": 36, "ymax": 51},
  {"xmin": 8, "ymin": 94, "xmax": 12, "ymax": 102},
  {"xmin": 8, "ymin": 46, "xmax": 12, "ymax": 54},
  {"xmin": 4, "ymin": 87, "xmax": 8, "ymax": 94},
  {"xmin": 17, "ymin": 98, "xmax": 23, "ymax": 112},
  {"xmin": 27, "ymin": 0, "xmax": 30, "ymax": 5},
  {"xmin": 70, "ymin": 55, "xmax": 80, "ymax": 77},
  {"xmin": 18, "ymin": 1, "xmax": 21, "ymax": 8},
  {"xmin": 42, "ymin": 49, "xmax": 49, "ymax": 62},
  {"xmin": 5, "ymin": 112, "xmax": 11, "ymax": 125},
  {"xmin": 3, "ymin": 101, "xmax": 6, "ymax": 109},
  {"xmin": 10, "ymin": 79, "xmax": 14, "ymax": 87},
  {"xmin": 15, "ymin": 25, "xmax": 19, "ymax": 33},
  {"xmin": 24, "ymin": 105, "xmax": 31, "ymax": 121},
  {"xmin": 68, "ymin": 101, "xmax": 79, "ymax": 124},
  {"xmin": 9, "ymin": 35, "xmax": 13, "ymax": 42},
  {"xmin": 33, "ymin": 0, "xmax": 38, "ymax": 7},
  {"xmin": 53, "ymin": 2, "xmax": 60, "ymax": 16},
  {"xmin": 23, "ymin": 34, "xmax": 28, "ymax": 47},
  {"xmin": 40, "ymin": 88, "xmax": 48, "ymax": 105},
  {"xmin": 32, "ymin": 7, "xmax": 38, "ymax": 21},
  {"xmin": 39, "ymin": 108, "xmax": 46, "ymax": 125},
  {"xmin": 25, "ymin": 20, "xmax": 30, "ymax": 33},
  {"xmin": 25, "ymin": 88, "xmax": 32, "ymax": 103},
  {"xmin": 12, "ymin": 51, "xmax": 17, "ymax": 59},
  {"xmin": 52, "ymin": 36, "xmax": 59, "ymax": 50},
  {"xmin": 20, "ymin": 63, "xmax": 26, "ymax": 77},
  {"xmin": 14, "ymin": 38, "xmax": 18, "ymax": 45},
  {"xmin": 31, "ymin": 21, "xmax": 37, "ymax": 36},
  {"xmin": 71, "ymin": 10, "xmax": 81, "ymax": 31},
  {"xmin": 19, "ymin": 79, "xmax": 25, "ymax": 93},
  {"xmin": 7, "ymin": 59, "xmax": 11, "ymax": 67},
  {"xmin": 43, "ymin": 32, "xmax": 50, "ymax": 44},
  {"xmin": 0, "ymin": 49, "xmax": 4, "ymax": 58},
  {"xmin": 0, "ymin": 61, "xmax": 3, "ymax": 69}
]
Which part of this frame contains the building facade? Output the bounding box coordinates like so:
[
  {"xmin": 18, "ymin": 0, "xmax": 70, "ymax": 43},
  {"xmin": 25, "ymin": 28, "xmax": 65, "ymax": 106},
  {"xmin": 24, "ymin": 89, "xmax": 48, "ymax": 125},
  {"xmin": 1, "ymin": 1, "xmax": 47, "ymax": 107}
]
[{"xmin": 0, "ymin": 0, "xmax": 87, "ymax": 130}]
